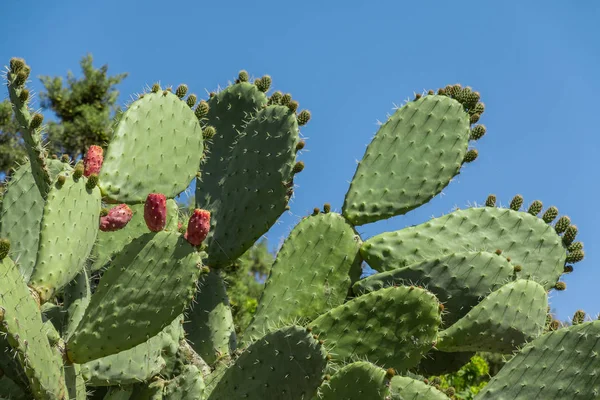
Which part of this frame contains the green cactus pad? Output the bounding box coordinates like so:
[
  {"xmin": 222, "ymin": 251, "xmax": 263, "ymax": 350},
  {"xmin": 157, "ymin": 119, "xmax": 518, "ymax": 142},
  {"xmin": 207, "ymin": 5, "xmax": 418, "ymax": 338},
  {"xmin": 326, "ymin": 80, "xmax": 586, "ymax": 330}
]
[
  {"xmin": 66, "ymin": 231, "xmax": 202, "ymax": 363},
  {"xmin": 245, "ymin": 212, "xmax": 362, "ymax": 341},
  {"xmin": 91, "ymin": 199, "xmax": 179, "ymax": 272},
  {"xmin": 28, "ymin": 171, "xmax": 101, "ymax": 303},
  {"xmin": 99, "ymin": 91, "xmax": 204, "ymax": 202},
  {"xmin": 207, "ymin": 325, "xmax": 327, "ymax": 400},
  {"xmin": 64, "ymin": 364, "xmax": 86, "ymax": 400},
  {"xmin": 0, "ymin": 336, "xmax": 29, "ymax": 393},
  {"xmin": 361, "ymin": 207, "xmax": 567, "ymax": 290},
  {"xmin": 41, "ymin": 302, "xmax": 64, "ymax": 337},
  {"xmin": 309, "ymin": 286, "xmax": 440, "ymax": 371},
  {"xmin": 163, "ymin": 365, "xmax": 205, "ymax": 400},
  {"xmin": 437, "ymin": 280, "xmax": 547, "ymax": 354},
  {"xmin": 196, "ymin": 81, "xmax": 268, "ymax": 210},
  {"xmin": 389, "ymin": 376, "xmax": 450, "ymax": 399},
  {"xmin": 0, "ymin": 257, "xmax": 66, "ymax": 399},
  {"xmin": 62, "ymin": 269, "xmax": 91, "ymax": 339},
  {"xmin": 0, "ymin": 160, "xmax": 69, "ymax": 280},
  {"xmin": 476, "ymin": 320, "xmax": 600, "ymax": 399},
  {"xmin": 130, "ymin": 380, "xmax": 165, "ymax": 400},
  {"xmin": 353, "ymin": 252, "xmax": 514, "ymax": 326},
  {"xmin": 81, "ymin": 316, "xmax": 183, "ymax": 386},
  {"xmin": 103, "ymin": 387, "xmax": 134, "ymax": 400},
  {"xmin": 343, "ymin": 95, "xmax": 473, "ymax": 226},
  {"xmin": 184, "ymin": 269, "xmax": 236, "ymax": 366},
  {"xmin": 204, "ymin": 105, "xmax": 302, "ymax": 267},
  {"xmin": 319, "ymin": 361, "xmax": 390, "ymax": 400}
]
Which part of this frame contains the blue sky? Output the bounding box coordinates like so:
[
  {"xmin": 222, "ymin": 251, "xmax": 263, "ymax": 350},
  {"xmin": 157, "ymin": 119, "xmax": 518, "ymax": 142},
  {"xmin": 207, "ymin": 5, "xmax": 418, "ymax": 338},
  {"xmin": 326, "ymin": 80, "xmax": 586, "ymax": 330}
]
[{"xmin": 2, "ymin": 1, "xmax": 598, "ymax": 321}]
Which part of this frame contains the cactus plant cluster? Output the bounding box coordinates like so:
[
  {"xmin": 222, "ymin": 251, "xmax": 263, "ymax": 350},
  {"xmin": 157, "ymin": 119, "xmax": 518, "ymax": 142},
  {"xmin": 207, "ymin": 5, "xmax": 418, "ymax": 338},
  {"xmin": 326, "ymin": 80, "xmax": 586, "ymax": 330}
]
[{"xmin": 0, "ymin": 57, "xmax": 596, "ymax": 400}]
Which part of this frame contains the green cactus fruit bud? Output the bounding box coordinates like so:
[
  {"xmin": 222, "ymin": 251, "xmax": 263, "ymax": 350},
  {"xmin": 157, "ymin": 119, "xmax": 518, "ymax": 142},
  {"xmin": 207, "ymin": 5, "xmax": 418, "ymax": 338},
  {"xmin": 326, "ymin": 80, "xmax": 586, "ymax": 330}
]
[
  {"xmin": 151, "ymin": 83, "xmax": 160, "ymax": 93},
  {"xmin": 554, "ymin": 282, "xmax": 566, "ymax": 291},
  {"xmin": 386, "ymin": 368, "xmax": 396, "ymax": 379},
  {"xmin": 470, "ymin": 124, "xmax": 486, "ymax": 140},
  {"xmin": 437, "ymin": 88, "xmax": 446, "ymax": 95},
  {"xmin": 572, "ymin": 310, "xmax": 586, "ymax": 325},
  {"xmin": 293, "ymin": 161, "xmax": 305, "ymax": 173},
  {"xmin": 427, "ymin": 89, "xmax": 434, "ymax": 95},
  {"xmin": 566, "ymin": 249, "xmax": 584, "ymax": 263},
  {"xmin": 175, "ymin": 84, "xmax": 188, "ymax": 99},
  {"xmin": 73, "ymin": 162, "xmax": 84, "ymax": 179},
  {"xmin": 51, "ymin": 154, "xmax": 58, "ymax": 159},
  {"xmin": 85, "ymin": 173, "xmax": 99, "ymax": 190},
  {"xmin": 284, "ymin": 205, "xmax": 290, "ymax": 211},
  {"xmin": 100, "ymin": 204, "xmax": 133, "ymax": 232},
  {"xmin": 414, "ymin": 93, "xmax": 422, "ymax": 100},
  {"xmin": 297, "ymin": 110, "xmax": 311, "ymax": 126},
  {"xmin": 195, "ymin": 101, "xmax": 209, "ymax": 120},
  {"xmin": 83, "ymin": 145, "xmax": 104, "ymax": 177},
  {"xmin": 184, "ymin": 209, "xmax": 211, "ymax": 246},
  {"xmin": 527, "ymin": 200, "xmax": 543, "ymax": 215},
  {"xmin": 30, "ymin": 113, "xmax": 44, "ymax": 129},
  {"xmin": 162, "ymin": 90, "xmax": 169, "ymax": 96},
  {"xmin": 144, "ymin": 193, "xmax": 167, "ymax": 232},
  {"xmin": 485, "ymin": 194, "xmax": 497, "ymax": 207},
  {"xmin": 542, "ymin": 206, "xmax": 559, "ymax": 223},
  {"xmin": 61, "ymin": 154, "xmax": 70, "ymax": 163},
  {"xmin": 238, "ymin": 70, "xmax": 249, "ymax": 82},
  {"xmin": 463, "ymin": 149, "xmax": 478, "ymax": 163},
  {"xmin": 470, "ymin": 113, "xmax": 481, "ymax": 124},
  {"xmin": 203, "ymin": 126, "xmax": 216, "ymax": 140},
  {"xmin": 269, "ymin": 91, "xmax": 283, "ymax": 105},
  {"xmin": 0, "ymin": 238, "xmax": 10, "ymax": 260},
  {"xmin": 209, "ymin": 92, "xmax": 216, "ymax": 98},
  {"xmin": 186, "ymin": 94, "xmax": 197, "ymax": 108},
  {"xmin": 562, "ymin": 225, "xmax": 578, "ymax": 246},
  {"xmin": 564, "ymin": 265, "xmax": 573, "ymax": 273},
  {"xmin": 312, "ymin": 207, "xmax": 320, "ymax": 215},
  {"xmin": 255, "ymin": 75, "xmax": 272, "ymax": 92},
  {"xmin": 514, "ymin": 265, "xmax": 522, "ymax": 272},
  {"xmin": 323, "ymin": 203, "xmax": 331, "ymax": 213},
  {"xmin": 296, "ymin": 141, "xmax": 305, "ymax": 151},
  {"xmin": 495, "ymin": 249, "xmax": 502, "ymax": 255},
  {"xmin": 567, "ymin": 241, "xmax": 583, "ymax": 252},
  {"xmin": 548, "ymin": 320, "xmax": 560, "ymax": 330},
  {"xmin": 19, "ymin": 88, "xmax": 30, "ymax": 102},
  {"xmin": 446, "ymin": 387, "xmax": 456, "ymax": 397},
  {"xmin": 10, "ymin": 57, "xmax": 25, "ymax": 73},
  {"xmin": 287, "ymin": 100, "xmax": 299, "ymax": 113},
  {"xmin": 281, "ymin": 93, "xmax": 292, "ymax": 106},
  {"xmin": 473, "ymin": 102, "xmax": 485, "ymax": 115},
  {"xmin": 465, "ymin": 91, "xmax": 481, "ymax": 109},
  {"xmin": 510, "ymin": 194, "xmax": 524, "ymax": 211},
  {"xmin": 554, "ymin": 216, "xmax": 571, "ymax": 234},
  {"xmin": 449, "ymin": 84, "xmax": 462, "ymax": 98},
  {"xmin": 56, "ymin": 174, "xmax": 66, "ymax": 186}
]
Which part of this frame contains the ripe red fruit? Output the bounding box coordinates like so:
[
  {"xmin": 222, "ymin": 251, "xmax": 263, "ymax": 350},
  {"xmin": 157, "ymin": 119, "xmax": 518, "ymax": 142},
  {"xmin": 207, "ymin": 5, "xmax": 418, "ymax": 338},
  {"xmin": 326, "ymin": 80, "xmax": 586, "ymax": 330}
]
[
  {"xmin": 184, "ymin": 209, "xmax": 210, "ymax": 246},
  {"xmin": 100, "ymin": 204, "xmax": 133, "ymax": 232},
  {"xmin": 144, "ymin": 193, "xmax": 167, "ymax": 232},
  {"xmin": 83, "ymin": 145, "xmax": 104, "ymax": 177}
]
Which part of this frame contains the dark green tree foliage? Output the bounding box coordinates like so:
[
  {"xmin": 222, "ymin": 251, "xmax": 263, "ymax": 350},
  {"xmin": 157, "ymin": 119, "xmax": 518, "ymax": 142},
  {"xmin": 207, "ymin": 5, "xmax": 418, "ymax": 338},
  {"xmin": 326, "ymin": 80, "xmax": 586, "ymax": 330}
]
[
  {"xmin": 39, "ymin": 54, "xmax": 127, "ymax": 159},
  {"xmin": 224, "ymin": 240, "xmax": 274, "ymax": 334}
]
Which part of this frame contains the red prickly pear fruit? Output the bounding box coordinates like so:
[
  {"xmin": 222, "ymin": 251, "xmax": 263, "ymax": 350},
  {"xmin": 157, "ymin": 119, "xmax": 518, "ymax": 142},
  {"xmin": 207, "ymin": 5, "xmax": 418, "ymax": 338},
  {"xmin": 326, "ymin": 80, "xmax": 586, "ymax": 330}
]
[
  {"xmin": 83, "ymin": 145, "xmax": 104, "ymax": 177},
  {"xmin": 184, "ymin": 209, "xmax": 211, "ymax": 246},
  {"xmin": 144, "ymin": 193, "xmax": 167, "ymax": 232},
  {"xmin": 99, "ymin": 204, "xmax": 133, "ymax": 232}
]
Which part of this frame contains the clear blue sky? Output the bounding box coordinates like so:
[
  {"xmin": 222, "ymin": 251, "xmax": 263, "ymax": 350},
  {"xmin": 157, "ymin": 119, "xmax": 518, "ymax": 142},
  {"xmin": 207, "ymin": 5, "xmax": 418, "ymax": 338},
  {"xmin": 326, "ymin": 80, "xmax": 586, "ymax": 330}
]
[{"xmin": 2, "ymin": 1, "xmax": 598, "ymax": 321}]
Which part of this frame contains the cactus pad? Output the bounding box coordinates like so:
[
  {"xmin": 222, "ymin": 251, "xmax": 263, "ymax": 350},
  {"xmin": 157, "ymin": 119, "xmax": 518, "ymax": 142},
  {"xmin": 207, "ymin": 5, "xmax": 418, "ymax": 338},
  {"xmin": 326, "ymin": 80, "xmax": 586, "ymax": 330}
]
[
  {"xmin": 389, "ymin": 376, "xmax": 450, "ymax": 399},
  {"xmin": 309, "ymin": 286, "xmax": 441, "ymax": 371},
  {"xmin": 163, "ymin": 365, "xmax": 205, "ymax": 400},
  {"xmin": 361, "ymin": 207, "xmax": 568, "ymax": 290},
  {"xmin": 99, "ymin": 91, "xmax": 203, "ymax": 202},
  {"xmin": 245, "ymin": 212, "xmax": 362, "ymax": 341},
  {"xmin": 66, "ymin": 231, "xmax": 202, "ymax": 363},
  {"xmin": 343, "ymin": 94, "xmax": 473, "ymax": 226},
  {"xmin": 207, "ymin": 325, "xmax": 327, "ymax": 400},
  {"xmin": 318, "ymin": 361, "xmax": 390, "ymax": 400}
]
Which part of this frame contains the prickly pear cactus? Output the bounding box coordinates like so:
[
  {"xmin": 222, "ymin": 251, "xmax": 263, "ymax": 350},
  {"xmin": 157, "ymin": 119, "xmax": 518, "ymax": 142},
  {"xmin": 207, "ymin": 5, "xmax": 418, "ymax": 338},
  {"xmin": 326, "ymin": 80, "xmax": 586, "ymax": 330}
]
[{"xmin": 0, "ymin": 58, "xmax": 591, "ymax": 400}]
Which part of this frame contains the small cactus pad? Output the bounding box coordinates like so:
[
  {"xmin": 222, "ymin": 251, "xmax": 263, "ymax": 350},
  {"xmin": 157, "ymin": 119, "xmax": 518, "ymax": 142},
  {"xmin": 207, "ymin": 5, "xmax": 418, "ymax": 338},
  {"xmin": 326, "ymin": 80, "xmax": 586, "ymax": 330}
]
[
  {"xmin": 81, "ymin": 316, "xmax": 183, "ymax": 386},
  {"xmin": 66, "ymin": 231, "xmax": 202, "ymax": 363},
  {"xmin": 361, "ymin": 206, "xmax": 567, "ymax": 290},
  {"xmin": 99, "ymin": 91, "xmax": 204, "ymax": 202},
  {"xmin": 184, "ymin": 270, "xmax": 236, "ymax": 366},
  {"xmin": 244, "ymin": 212, "xmax": 363, "ymax": 342},
  {"xmin": 437, "ymin": 279, "xmax": 547, "ymax": 354},
  {"xmin": 204, "ymin": 105, "xmax": 302, "ymax": 267},
  {"xmin": 0, "ymin": 160, "xmax": 70, "ymax": 280},
  {"xmin": 309, "ymin": 286, "xmax": 441, "ymax": 371},
  {"xmin": 476, "ymin": 320, "xmax": 600, "ymax": 399},
  {"xmin": 353, "ymin": 251, "xmax": 514, "ymax": 327},
  {"xmin": 0, "ymin": 257, "xmax": 66, "ymax": 399},
  {"xmin": 343, "ymin": 94, "xmax": 474, "ymax": 226},
  {"xmin": 91, "ymin": 200, "xmax": 179, "ymax": 272},
  {"xmin": 389, "ymin": 376, "xmax": 449, "ymax": 400},
  {"xmin": 207, "ymin": 325, "xmax": 327, "ymax": 400},
  {"xmin": 196, "ymin": 81, "xmax": 268, "ymax": 210},
  {"xmin": 318, "ymin": 361, "xmax": 390, "ymax": 400},
  {"xmin": 28, "ymin": 171, "xmax": 101, "ymax": 303},
  {"xmin": 64, "ymin": 364, "xmax": 86, "ymax": 400},
  {"xmin": 163, "ymin": 365, "xmax": 205, "ymax": 399},
  {"xmin": 62, "ymin": 269, "xmax": 91, "ymax": 339}
]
